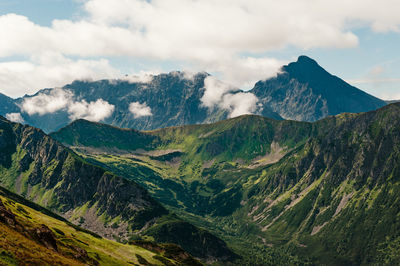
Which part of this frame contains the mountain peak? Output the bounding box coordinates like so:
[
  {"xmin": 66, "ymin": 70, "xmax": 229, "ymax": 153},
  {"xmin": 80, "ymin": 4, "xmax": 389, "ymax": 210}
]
[
  {"xmin": 296, "ymin": 55, "xmax": 318, "ymax": 65},
  {"xmin": 283, "ymin": 55, "xmax": 326, "ymax": 77}
]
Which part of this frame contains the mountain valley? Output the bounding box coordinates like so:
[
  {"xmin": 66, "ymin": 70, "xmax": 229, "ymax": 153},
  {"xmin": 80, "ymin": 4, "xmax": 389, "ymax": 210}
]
[{"xmin": 52, "ymin": 102, "xmax": 400, "ymax": 265}]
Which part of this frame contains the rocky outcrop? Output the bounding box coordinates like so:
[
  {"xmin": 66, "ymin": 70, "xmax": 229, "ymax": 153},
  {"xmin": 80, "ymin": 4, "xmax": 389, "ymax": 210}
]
[
  {"xmin": 0, "ymin": 199, "xmax": 17, "ymax": 227},
  {"xmin": 30, "ymin": 225, "xmax": 58, "ymax": 251}
]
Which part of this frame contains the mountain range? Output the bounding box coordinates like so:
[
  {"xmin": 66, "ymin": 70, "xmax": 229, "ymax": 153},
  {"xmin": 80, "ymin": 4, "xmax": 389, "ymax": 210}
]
[
  {"xmin": 51, "ymin": 102, "xmax": 400, "ymax": 265},
  {"xmin": 1, "ymin": 55, "xmax": 399, "ymax": 265},
  {"xmin": 0, "ymin": 56, "xmax": 387, "ymax": 133}
]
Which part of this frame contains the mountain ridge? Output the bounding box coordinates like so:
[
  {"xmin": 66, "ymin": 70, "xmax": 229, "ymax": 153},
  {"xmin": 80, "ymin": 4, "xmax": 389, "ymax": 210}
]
[
  {"xmin": 0, "ymin": 56, "xmax": 386, "ymax": 133},
  {"xmin": 0, "ymin": 115, "xmax": 238, "ymax": 263},
  {"xmin": 51, "ymin": 102, "xmax": 400, "ymax": 265}
]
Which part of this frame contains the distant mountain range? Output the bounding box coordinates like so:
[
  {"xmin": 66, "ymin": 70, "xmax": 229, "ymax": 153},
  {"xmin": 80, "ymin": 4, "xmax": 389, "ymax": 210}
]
[
  {"xmin": 52, "ymin": 102, "xmax": 400, "ymax": 265},
  {"xmin": 0, "ymin": 56, "xmax": 387, "ymax": 133}
]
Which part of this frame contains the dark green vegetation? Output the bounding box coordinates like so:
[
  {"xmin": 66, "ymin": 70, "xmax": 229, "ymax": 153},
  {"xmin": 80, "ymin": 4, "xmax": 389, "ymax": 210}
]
[
  {"xmin": 252, "ymin": 55, "xmax": 386, "ymax": 121},
  {"xmin": 0, "ymin": 56, "xmax": 386, "ymax": 133},
  {"xmin": 53, "ymin": 103, "xmax": 400, "ymax": 265},
  {"xmin": 0, "ymin": 185, "xmax": 201, "ymax": 265},
  {"xmin": 0, "ymin": 115, "xmax": 237, "ymax": 263}
]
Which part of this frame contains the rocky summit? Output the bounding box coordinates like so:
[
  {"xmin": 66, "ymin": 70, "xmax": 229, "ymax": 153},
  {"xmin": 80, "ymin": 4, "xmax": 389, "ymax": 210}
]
[{"xmin": 252, "ymin": 56, "xmax": 387, "ymax": 121}]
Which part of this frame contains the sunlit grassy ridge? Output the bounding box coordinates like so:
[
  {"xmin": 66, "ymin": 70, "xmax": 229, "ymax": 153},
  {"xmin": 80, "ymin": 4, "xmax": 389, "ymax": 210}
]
[{"xmin": 0, "ymin": 186, "xmax": 185, "ymax": 265}]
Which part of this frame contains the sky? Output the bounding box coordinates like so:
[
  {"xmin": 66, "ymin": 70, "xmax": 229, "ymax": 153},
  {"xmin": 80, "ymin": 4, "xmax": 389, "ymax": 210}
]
[{"xmin": 0, "ymin": 0, "xmax": 399, "ymax": 100}]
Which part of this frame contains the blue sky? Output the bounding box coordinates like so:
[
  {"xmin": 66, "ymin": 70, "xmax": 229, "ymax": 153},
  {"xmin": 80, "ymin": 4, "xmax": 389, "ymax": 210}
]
[{"xmin": 0, "ymin": 0, "xmax": 399, "ymax": 99}]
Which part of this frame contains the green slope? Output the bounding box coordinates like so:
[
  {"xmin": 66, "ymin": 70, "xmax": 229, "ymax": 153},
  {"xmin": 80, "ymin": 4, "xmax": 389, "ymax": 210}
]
[
  {"xmin": 0, "ymin": 116, "xmax": 237, "ymax": 263},
  {"xmin": 0, "ymin": 185, "xmax": 200, "ymax": 265},
  {"xmin": 52, "ymin": 103, "xmax": 400, "ymax": 265}
]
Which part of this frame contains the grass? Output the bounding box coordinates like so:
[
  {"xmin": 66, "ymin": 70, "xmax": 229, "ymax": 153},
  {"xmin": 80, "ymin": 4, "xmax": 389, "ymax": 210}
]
[{"xmin": 0, "ymin": 192, "xmax": 180, "ymax": 265}]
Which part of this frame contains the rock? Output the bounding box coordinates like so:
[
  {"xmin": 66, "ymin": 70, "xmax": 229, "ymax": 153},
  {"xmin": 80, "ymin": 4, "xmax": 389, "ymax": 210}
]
[
  {"xmin": 30, "ymin": 224, "xmax": 58, "ymax": 251},
  {"xmin": 0, "ymin": 199, "xmax": 17, "ymax": 227}
]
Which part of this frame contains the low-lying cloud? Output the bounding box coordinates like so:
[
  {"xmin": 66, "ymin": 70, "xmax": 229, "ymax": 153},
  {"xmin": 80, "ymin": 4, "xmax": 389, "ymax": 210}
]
[
  {"xmin": 5, "ymin": 113, "xmax": 25, "ymax": 123},
  {"xmin": 20, "ymin": 88, "xmax": 115, "ymax": 122},
  {"xmin": 129, "ymin": 102, "xmax": 153, "ymax": 118},
  {"xmin": 201, "ymin": 76, "xmax": 258, "ymax": 118},
  {"xmin": 21, "ymin": 88, "xmax": 73, "ymax": 115},
  {"xmin": 68, "ymin": 99, "xmax": 115, "ymax": 121}
]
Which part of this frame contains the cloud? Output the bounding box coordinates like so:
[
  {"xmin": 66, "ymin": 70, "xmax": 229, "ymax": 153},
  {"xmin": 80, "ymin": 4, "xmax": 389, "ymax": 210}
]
[
  {"xmin": 220, "ymin": 93, "xmax": 259, "ymax": 118},
  {"xmin": 68, "ymin": 99, "xmax": 115, "ymax": 122},
  {"xmin": 20, "ymin": 88, "xmax": 115, "ymax": 122},
  {"xmin": 0, "ymin": 52, "xmax": 120, "ymax": 98},
  {"xmin": 20, "ymin": 88, "xmax": 73, "ymax": 115},
  {"xmin": 201, "ymin": 76, "xmax": 235, "ymax": 108},
  {"xmin": 5, "ymin": 113, "xmax": 24, "ymax": 123},
  {"xmin": 201, "ymin": 76, "xmax": 258, "ymax": 117},
  {"xmin": 129, "ymin": 102, "xmax": 153, "ymax": 118},
  {"xmin": 1, "ymin": 0, "xmax": 400, "ymax": 96},
  {"xmin": 120, "ymin": 72, "xmax": 154, "ymax": 84}
]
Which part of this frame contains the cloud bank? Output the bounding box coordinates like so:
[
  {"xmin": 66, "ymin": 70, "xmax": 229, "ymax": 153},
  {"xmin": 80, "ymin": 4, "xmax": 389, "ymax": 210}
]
[
  {"xmin": 129, "ymin": 102, "xmax": 153, "ymax": 118},
  {"xmin": 0, "ymin": 0, "xmax": 400, "ymax": 97},
  {"xmin": 20, "ymin": 88, "xmax": 115, "ymax": 122},
  {"xmin": 21, "ymin": 88, "xmax": 73, "ymax": 115},
  {"xmin": 201, "ymin": 76, "xmax": 258, "ymax": 118}
]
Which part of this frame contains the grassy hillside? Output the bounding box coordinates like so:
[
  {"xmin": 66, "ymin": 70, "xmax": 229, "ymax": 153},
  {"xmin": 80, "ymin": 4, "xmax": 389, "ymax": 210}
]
[
  {"xmin": 52, "ymin": 103, "xmax": 400, "ymax": 264},
  {"xmin": 0, "ymin": 116, "xmax": 237, "ymax": 263},
  {"xmin": 0, "ymin": 185, "xmax": 197, "ymax": 265}
]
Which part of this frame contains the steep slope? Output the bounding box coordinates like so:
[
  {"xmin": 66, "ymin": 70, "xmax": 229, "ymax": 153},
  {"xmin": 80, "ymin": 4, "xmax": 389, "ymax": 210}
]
[
  {"xmin": 0, "ymin": 93, "xmax": 19, "ymax": 116},
  {"xmin": 0, "ymin": 116, "xmax": 237, "ymax": 263},
  {"xmin": 251, "ymin": 56, "xmax": 387, "ymax": 121},
  {"xmin": 0, "ymin": 185, "xmax": 196, "ymax": 265},
  {"xmin": 53, "ymin": 103, "xmax": 400, "ymax": 265}
]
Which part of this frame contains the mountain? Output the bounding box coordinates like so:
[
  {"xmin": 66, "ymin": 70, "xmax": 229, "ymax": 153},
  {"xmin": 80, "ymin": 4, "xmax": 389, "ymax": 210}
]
[
  {"xmin": 252, "ymin": 56, "xmax": 387, "ymax": 121},
  {"xmin": 7, "ymin": 72, "xmax": 281, "ymax": 133},
  {"xmin": 52, "ymin": 102, "xmax": 400, "ymax": 265},
  {"xmin": 0, "ymin": 93, "xmax": 19, "ymax": 116},
  {"xmin": 0, "ymin": 185, "xmax": 198, "ymax": 265},
  {"xmin": 0, "ymin": 56, "xmax": 386, "ymax": 133},
  {"xmin": 0, "ymin": 115, "xmax": 237, "ymax": 263}
]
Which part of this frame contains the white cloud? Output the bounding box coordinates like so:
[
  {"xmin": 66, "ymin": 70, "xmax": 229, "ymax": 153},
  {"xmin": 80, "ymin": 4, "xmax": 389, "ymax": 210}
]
[
  {"xmin": 201, "ymin": 76, "xmax": 258, "ymax": 117},
  {"xmin": 20, "ymin": 88, "xmax": 73, "ymax": 115},
  {"xmin": 120, "ymin": 72, "xmax": 154, "ymax": 84},
  {"xmin": 221, "ymin": 93, "xmax": 259, "ymax": 118},
  {"xmin": 201, "ymin": 76, "xmax": 235, "ymax": 108},
  {"xmin": 1, "ymin": 0, "xmax": 400, "ymax": 96},
  {"xmin": 129, "ymin": 102, "xmax": 152, "ymax": 118},
  {"xmin": 68, "ymin": 99, "xmax": 115, "ymax": 122},
  {"xmin": 5, "ymin": 113, "xmax": 24, "ymax": 123},
  {"xmin": 0, "ymin": 52, "xmax": 120, "ymax": 97},
  {"xmin": 20, "ymin": 88, "xmax": 114, "ymax": 122}
]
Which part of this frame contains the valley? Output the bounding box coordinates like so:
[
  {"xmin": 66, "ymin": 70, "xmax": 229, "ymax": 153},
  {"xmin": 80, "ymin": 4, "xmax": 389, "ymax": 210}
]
[{"xmin": 51, "ymin": 102, "xmax": 400, "ymax": 265}]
